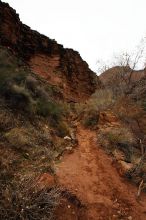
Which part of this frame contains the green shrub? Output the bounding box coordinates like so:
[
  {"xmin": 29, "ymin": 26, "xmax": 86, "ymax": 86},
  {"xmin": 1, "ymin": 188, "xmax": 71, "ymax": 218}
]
[
  {"xmin": 0, "ymin": 48, "xmax": 28, "ymax": 90},
  {"xmin": 36, "ymin": 99, "xmax": 62, "ymax": 120},
  {"xmin": 0, "ymin": 47, "xmax": 36, "ymax": 113},
  {"xmin": 3, "ymin": 84, "xmax": 35, "ymax": 111}
]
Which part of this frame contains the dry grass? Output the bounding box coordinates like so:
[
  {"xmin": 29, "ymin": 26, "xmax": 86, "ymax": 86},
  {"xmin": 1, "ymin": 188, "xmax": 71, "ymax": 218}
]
[
  {"xmin": 89, "ymin": 89, "xmax": 115, "ymax": 110},
  {"xmin": 98, "ymin": 126, "xmax": 135, "ymax": 161},
  {"xmin": 0, "ymin": 176, "xmax": 61, "ymax": 220}
]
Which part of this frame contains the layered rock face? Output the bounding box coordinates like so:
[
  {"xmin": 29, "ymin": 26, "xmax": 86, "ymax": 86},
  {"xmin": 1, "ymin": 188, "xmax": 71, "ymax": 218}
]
[{"xmin": 0, "ymin": 1, "xmax": 101, "ymax": 101}]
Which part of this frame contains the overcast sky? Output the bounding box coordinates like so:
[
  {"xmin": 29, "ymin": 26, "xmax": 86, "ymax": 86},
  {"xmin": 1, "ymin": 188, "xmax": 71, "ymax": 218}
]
[{"xmin": 2, "ymin": 0, "xmax": 146, "ymax": 72}]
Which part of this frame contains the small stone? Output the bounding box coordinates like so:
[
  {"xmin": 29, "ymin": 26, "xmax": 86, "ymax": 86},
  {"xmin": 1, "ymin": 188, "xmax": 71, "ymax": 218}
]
[
  {"xmin": 68, "ymin": 205, "xmax": 71, "ymax": 209},
  {"xmin": 113, "ymin": 198, "xmax": 118, "ymax": 203},
  {"xmin": 117, "ymin": 210, "xmax": 121, "ymax": 214},
  {"xmin": 128, "ymin": 216, "xmax": 132, "ymax": 220},
  {"xmin": 66, "ymin": 146, "xmax": 73, "ymax": 151},
  {"xmin": 64, "ymin": 136, "xmax": 71, "ymax": 140},
  {"xmin": 118, "ymin": 160, "xmax": 133, "ymax": 174}
]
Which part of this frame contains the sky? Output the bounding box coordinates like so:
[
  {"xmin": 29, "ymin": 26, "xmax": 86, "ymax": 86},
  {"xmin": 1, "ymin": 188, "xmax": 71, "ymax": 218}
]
[{"xmin": 2, "ymin": 0, "xmax": 146, "ymax": 72}]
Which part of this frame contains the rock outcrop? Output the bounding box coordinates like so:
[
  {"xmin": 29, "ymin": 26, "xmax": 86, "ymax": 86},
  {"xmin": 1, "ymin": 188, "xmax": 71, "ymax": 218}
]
[{"xmin": 0, "ymin": 1, "xmax": 102, "ymax": 101}]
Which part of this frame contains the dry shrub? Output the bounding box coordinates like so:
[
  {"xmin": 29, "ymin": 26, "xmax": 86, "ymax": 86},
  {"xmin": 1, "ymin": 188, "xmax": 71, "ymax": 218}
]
[
  {"xmin": 113, "ymin": 97, "xmax": 146, "ymax": 138},
  {"xmin": 0, "ymin": 146, "xmax": 61, "ymax": 220},
  {"xmin": 125, "ymin": 155, "xmax": 146, "ymax": 187},
  {"xmin": 0, "ymin": 109, "xmax": 18, "ymax": 132},
  {"xmin": 88, "ymin": 89, "xmax": 115, "ymax": 111},
  {"xmin": 106, "ymin": 127, "xmax": 134, "ymax": 145},
  {"xmin": 98, "ymin": 127, "xmax": 135, "ymax": 161},
  {"xmin": 54, "ymin": 121, "xmax": 70, "ymax": 137},
  {"xmin": 0, "ymin": 177, "xmax": 61, "ymax": 220},
  {"xmin": 4, "ymin": 128, "xmax": 29, "ymax": 149},
  {"xmin": 113, "ymin": 97, "xmax": 143, "ymax": 121},
  {"xmin": 4, "ymin": 125, "xmax": 52, "ymax": 150},
  {"xmin": 75, "ymin": 88, "xmax": 115, "ymax": 115},
  {"xmin": 82, "ymin": 109, "xmax": 99, "ymax": 129},
  {"xmin": 75, "ymin": 89, "xmax": 114, "ymax": 129}
]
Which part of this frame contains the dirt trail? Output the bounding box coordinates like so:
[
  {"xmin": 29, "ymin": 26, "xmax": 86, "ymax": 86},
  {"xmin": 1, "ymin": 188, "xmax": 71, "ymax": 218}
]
[{"xmin": 55, "ymin": 126, "xmax": 146, "ymax": 220}]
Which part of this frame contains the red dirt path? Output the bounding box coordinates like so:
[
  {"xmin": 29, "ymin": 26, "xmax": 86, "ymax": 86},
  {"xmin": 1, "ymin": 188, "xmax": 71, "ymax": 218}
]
[{"xmin": 55, "ymin": 126, "xmax": 146, "ymax": 220}]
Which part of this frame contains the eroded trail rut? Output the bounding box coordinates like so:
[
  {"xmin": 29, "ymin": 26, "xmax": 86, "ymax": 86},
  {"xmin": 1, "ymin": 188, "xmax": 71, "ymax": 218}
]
[{"xmin": 55, "ymin": 126, "xmax": 146, "ymax": 220}]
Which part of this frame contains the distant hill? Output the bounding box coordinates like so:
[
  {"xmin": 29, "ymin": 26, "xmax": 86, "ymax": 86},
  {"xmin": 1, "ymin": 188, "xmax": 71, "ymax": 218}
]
[{"xmin": 100, "ymin": 66, "xmax": 146, "ymax": 87}]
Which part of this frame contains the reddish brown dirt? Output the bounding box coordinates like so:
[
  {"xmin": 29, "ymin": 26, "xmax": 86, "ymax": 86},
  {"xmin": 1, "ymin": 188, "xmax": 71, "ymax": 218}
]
[
  {"xmin": 29, "ymin": 54, "xmax": 62, "ymax": 86},
  {"xmin": 55, "ymin": 126, "xmax": 146, "ymax": 220},
  {"xmin": 29, "ymin": 54, "xmax": 88, "ymax": 101}
]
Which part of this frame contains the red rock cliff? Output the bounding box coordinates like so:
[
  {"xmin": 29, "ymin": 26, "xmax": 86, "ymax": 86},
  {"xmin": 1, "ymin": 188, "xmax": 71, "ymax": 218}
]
[{"xmin": 0, "ymin": 1, "xmax": 102, "ymax": 101}]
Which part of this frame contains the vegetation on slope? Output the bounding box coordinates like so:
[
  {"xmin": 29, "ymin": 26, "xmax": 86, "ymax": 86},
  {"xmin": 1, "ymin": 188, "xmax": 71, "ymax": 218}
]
[{"xmin": 0, "ymin": 46, "xmax": 74, "ymax": 219}]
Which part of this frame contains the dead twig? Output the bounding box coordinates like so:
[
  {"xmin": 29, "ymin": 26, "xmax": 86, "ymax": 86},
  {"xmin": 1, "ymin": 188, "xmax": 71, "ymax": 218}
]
[{"xmin": 137, "ymin": 179, "xmax": 144, "ymax": 198}]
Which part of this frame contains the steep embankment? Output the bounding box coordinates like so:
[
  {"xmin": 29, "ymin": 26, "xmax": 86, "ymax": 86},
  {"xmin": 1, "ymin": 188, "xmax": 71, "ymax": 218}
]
[
  {"xmin": 0, "ymin": 0, "xmax": 102, "ymax": 101},
  {"xmin": 55, "ymin": 125, "xmax": 146, "ymax": 220}
]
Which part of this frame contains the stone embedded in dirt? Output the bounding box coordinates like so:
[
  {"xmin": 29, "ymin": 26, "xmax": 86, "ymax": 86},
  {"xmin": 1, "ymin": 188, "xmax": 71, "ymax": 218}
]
[
  {"xmin": 36, "ymin": 173, "xmax": 55, "ymax": 190},
  {"xmin": 118, "ymin": 160, "xmax": 133, "ymax": 175},
  {"xmin": 64, "ymin": 136, "xmax": 72, "ymax": 141},
  {"xmin": 66, "ymin": 147, "xmax": 73, "ymax": 151}
]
